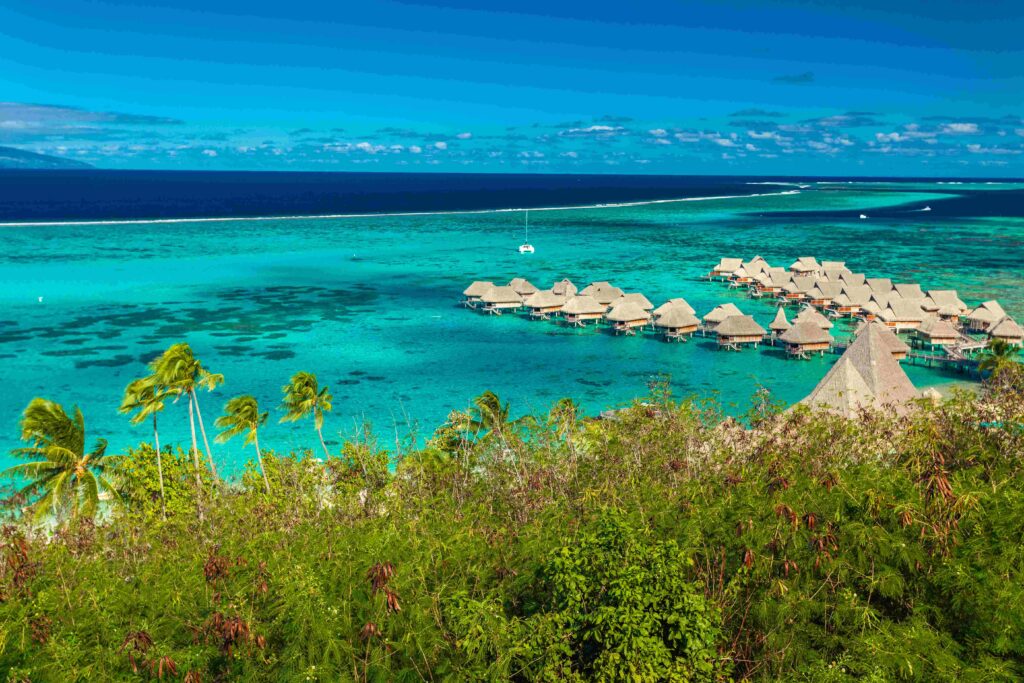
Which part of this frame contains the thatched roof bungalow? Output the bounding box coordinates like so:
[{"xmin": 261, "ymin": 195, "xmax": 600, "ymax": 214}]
[
  {"xmin": 621, "ymin": 293, "xmax": 654, "ymax": 311},
  {"xmin": 878, "ymin": 299, "xmax": 926, "ymax": 331},
  {"xmin": 580, "ymin": 282, "xmax": 626, "ymax": 306},
  {"xmin": 808, "ymin": 282, "xmax": 843, "ymax": 307},
  {"xmin": 789, "ymin": 256, "xmax": 821, "ymax": 275},
  {"xmin": 769, "ymin": 307, "xmax": 791, "ymax": 334},
  {"xmin": 793, "ymin": 306, "xmax": 834, "ymax": 330},
  {"xmin": 861, "ymin": 321, "xmax": 911, "ymax": 360},
  {"xmin": 866, "ymin": 278, "xmax": 893, "ymax": 296},
  {"xmin": 508, "ymin": 278, "xmax": 539, "ymax": 298},
  {"xmin": 840, "ymin": 272, "xmax": 866, "ymax": 288},
  {"xmin": 605, "ymin": 301, "xmax": 652, "ymax": 334},
  {"xmin": 913, "ymin": 315, "xmax": 959, "ymax": 347},
  {"xmin": 780, "ymin": 321, "xmax": 833, "ymax": 357},
  {"xmin": 463, "ymin": 280, "xmax": 495, "ymax": 306},
  {"xmin": 820, "ymin": 260, "xmax": 846, "ymax": 270},
  {"xmin": 552, "ymin": 279, "xmax": 578, "ymax": 297},
  {"xmin": 654, "ymin": 308, "xmax": 700, "ymax": 341},
  {"xmin": 716, "ymin": 315, "xmax": 766, "ymax": 349},
  {"xmin": 893, "ymin": 283, "xmax": 924, "ymax": 300},
  {"xmin": 703, "ymin": 303, "xmax": 744, "ymax": 329},
  {"xmin": 480, "ymin": 285, "xmax": 524, "ymax": 314},
  {"xmin": 966, "ymin": 300, "xmax": 1006, "ymax": 332},
  {"xmin": 800, "ymin": 323, "xmax": 919, "ymax": 417},
  {"xmin": 921, "ymin": 290, "xmax": 967, "ymax": 315},
  {"xmin": 561, "ymin": 295, "xmax": 607, "ymax": 326},
  {"xmin": 830, "ymin": 285, "xmax": 871, "ymax": 315},
  {"xmin": 653, "ymin": 298, "xmax": 696, "ymax": 317},
  {"xmin": 781, "ymin": 275, "xmax": 817, "ymax": 302},
  {"xmin": 754, "ymin": 268, "xmax": 791, "ymax": 296},
  {"xmin": 523, "ymin": 290, "xmax": 566, "ymax": 318},
  {"xmin": 989, "ymin": 317, "xmax": 1024, "ymax": 346},
  {"xmin": 710, "ymin": 258, "xmax": 744, "ymax": 278}
]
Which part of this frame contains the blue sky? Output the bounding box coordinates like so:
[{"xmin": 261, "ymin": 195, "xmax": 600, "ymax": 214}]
[{"xmin": 1, "ymin": 0, "xmax": 1022, "ymax": 175}]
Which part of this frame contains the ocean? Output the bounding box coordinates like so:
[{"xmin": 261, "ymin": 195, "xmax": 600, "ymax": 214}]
[{"xmin": 1, "ymin": 171, "xmax": 1022, "ymax": 474}]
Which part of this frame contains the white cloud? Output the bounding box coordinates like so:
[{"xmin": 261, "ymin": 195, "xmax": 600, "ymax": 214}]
[
  {"xmin": 202, "ymin": 149, "xmax": 217, "ymax": 157},
  {"xmin": 1016, "ymin": 129, "xmax": 1024, "ymax": 137},
  {"xmin": 355, "ymin": 141, "xmax": 386, "ymax": 154},
  {"xmin": 651, "ymin": 138, "xmax": 671, "ymax": 145},
  {"xmin": 966, "ymin": 143, "xmax": 1020, "ymax": 155},
  {"xmin": 876, "ymin": 132, "xmax": 904, "ymax": 143},
  {"xmin": 712, "ymin": 137, "xmax": 737, "ymax": 147},
  {"xmin": 940, "ymin": 122, "xmax": 979, "ymax": 134},
  {"xmin": 561, "ymin": 151, "xmax": 579, "ymax": 158},
  {"xmin": 409, "ymin": 145, "xmax": 422, "ymax": 154},
  {"xmin": 560, "ymin": 124, "xmax": 624, "ymax": 137},
  {"xmin": 456, "ymin": 132, "xmax": 472, "ymax": 139},
  {"xmin": 747, "ymin": 130, "xmax": 780, "ymax": 140},
  {"xmin": 649, "ymin": 128, "xmax": 668, "ymax": 137},
  {"xmin": 434, "ymin": 141, "xmax": 447, "ymax": 150}
]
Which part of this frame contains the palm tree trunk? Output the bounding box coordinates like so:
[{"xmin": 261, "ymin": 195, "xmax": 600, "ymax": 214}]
[
  {"xmin": 188, "ymin": 393, "xmax": 204, "ymax": 519},
  {"xmin": 153, "ymin": 413, "xmax": 166, "ymax": 520},
  {"xmin": 253, "ymin": 430, "xmax": 271, "ymax": 494},
  {"xmin": 316, "ymin": 424, "xmax": 331, "ymax": 459},
  {"xmin": 191, "ymin": 389, "xmax": 219, "ymax": 481}
]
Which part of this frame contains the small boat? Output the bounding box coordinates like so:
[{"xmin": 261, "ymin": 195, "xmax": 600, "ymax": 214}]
[
  {"xmin": 921, "ymin": 206, "xmax": 932, "ymax": 212},
  {"xmin": 859, "ymin": 214, "xmax": 868, "ymax": 219},
  {"xmin": 518, "ymin": 211, "xmax": 535, "ymax": 254}
]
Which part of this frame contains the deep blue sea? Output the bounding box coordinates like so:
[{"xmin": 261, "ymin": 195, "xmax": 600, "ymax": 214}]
[{"xmin": 1, "ymin": 171, "xmax": 1023, "ymax": 475}]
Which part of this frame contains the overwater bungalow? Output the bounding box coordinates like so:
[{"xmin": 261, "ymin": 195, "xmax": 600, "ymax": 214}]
[
  {"xmin": 653, "ymin": 297, "xmax": 696, "ymax": 317},
  {"xmin": 703, "ymin": 303, "xmax": 744, "ymax": 329},
  {"xmin": 800, "ymin": 323, "xmax": 919, "ymax": 417},
  {"xmin": 820, "ymin": 268, "xmax": 849, "ymax": 283},
  {"xmin": 937, "ymin": 304, "xmax": 963, "ymax": 323},
  {"xmin": 779, "ymin": 321, "xmax": 834, "ymax": 358},
  {"xmin": 793, "ymin": 306, "xmax": 834, "ymax": 330},
  {"xmin": 830, "ymin": 285, "xmax": 871, "ymax": 316},
  {"xmin": 621, "ymin": 293, "xmax": 654, "ymax": 311},
  {"xmin": 508, "ymin": 278, "xmax": 539, "ymax": 298},
  {"xmin": 709, "ymin": 258, "xmax": 743, "ymax": 279},
  {"xmin": 989, "ymin": 317, "xmax": 1024, "ymax": 346},
  {"xmin": 921, "ymin": 290, "xmax": 968, "ymax": 315},
  {"xmin": 878, "ymin": 300, "xmax": 925, "ymax": 331},
  {"xmin": 552, "ymin": 279, "xmax": 578, "ymax": 297},
  {"xmin": 715, "ymin": 315, "xmax": 767, "ymax": 350},
  {"xmin": 561, "ymin": 295, "xmax": 607, "ymax": 326},
  {"xmin": 892, "ymin": 283, "xmax": 924, "ymax": 300},
  {"xmin": 769, "ymin": 307, "xmax": 791, "ymax": 336},
  {"xmin": 839, "ymin": 272, "xmax": 866, "ymax": 288},
  {"xmin": 580, "ymin": 281, "xmax": 626, "ymax": 306},
  {"xmin": 913, "ymin": 315, "xmax": 959, "ymax": 347},
  {"xmin": 820, "ymin": 260, "xmax": 846, "ymax": 270},
  {"xmin": 966, "ymin": 300, "xmax": 1006, "ymax": 332},
  {"xmin": 523, "ymin": 290, "xmax": 566, "ymax": 319},
  {"xmin": 729, "ymin": 266, "xmax": 755, "ymax": 287},
  {"xmin": 655, "ymin": 308, "xmax": 700, "ymax": 341},
  {"xmin": 463, "ymin": 280, "xmax": 495, "ymax": 307},
  {"xmin": 866, "ymin": 278, "xmax": 893, "ymax": 296},
  {"xmin": 859, "ymin": 300, "xmax": 883, "ymax": 322},
  {"xmin": 480, "ymin": 285, "xmax": 524, "ymax": 315},
  {"xmin": 780, "ymin": 275, "xmax": 817, "ymax": 303},
  {"xmin": 807, "ymin": 282, "xmax": 843, "ymax": 307},
  {"xmin": 753, "ymin": 269, "xmax": 791, "ymax": 297},
  {"xmin": 605, "ymin": 301, "xmax": 652, "ymax": 335},
  {"xmin": 789, "ymin": 256, "xmax": 821, "ymax": 276}
]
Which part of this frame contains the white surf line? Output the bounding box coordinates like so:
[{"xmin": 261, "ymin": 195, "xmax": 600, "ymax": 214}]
[{"xmin": 0, "ymin": 189, "xmax": 801, "ymax": 228}]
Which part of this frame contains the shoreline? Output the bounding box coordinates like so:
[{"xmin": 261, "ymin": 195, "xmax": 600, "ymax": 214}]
[{"xmin": 0, "ymin": 189, "xmax": 800, "ymax": 228}]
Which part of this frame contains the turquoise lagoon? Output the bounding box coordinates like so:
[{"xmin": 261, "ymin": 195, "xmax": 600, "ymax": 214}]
[{"xmin": 1, "ymin": 182, "xmax": 1022, "ymax": 472}]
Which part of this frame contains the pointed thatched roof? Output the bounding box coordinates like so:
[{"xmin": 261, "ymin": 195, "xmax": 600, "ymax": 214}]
[
  {"xmin": 809, "ymin": 282, "xmax": 843, "ymax": 300},
  {"xmin": 858, "ymin": 321, "xmax": 911, "ymax": 357},
  {"xmin": 840, "ymin": 273, "xmax": 866, "ymax": 287},
  {"xmin": 481, "ymin": 285, "xmax": 524, "ymax": 305},
  {"xmin": 880, "ymin": 300, "xmax": 925, "ymax": 323},
  {"xmin": 655, "ymin": 308, "xmax": 700, "ymax": 330},
  {"xmin": 703, "ymin": 303, "xmax": 744, "ymax": 324},
  {"xmin": 793, "ymin": 306, "xmax": 834, "ymax": 330},
  {"xmin": 893, "ymin": 283, "xmax": 924, "ymax": 300},
  {"xmin": 968, "ymin": 300, "xmax": 1006, "ymax": 324},
  {"xmin": 801, "ymin": 323, "xmax": 919, "ymax": 417},
  {"xmin": 653, "ymin": 298, "xmax": 696, "ymax": 317},
  {"xmin": 621, "ymin": 293, "xmax": 654, "ymax": 310},
  {"xmin": 508, "ymin": 278, "xmax": 538, "ymax": 296},
  {"xmin": 524, "ymin": 289, "xmax": 566, "ymax": 309},
  {"xmin": 605, "ymin": 301, "xmax": 652, "ymax": 323},
  {"xmin": 820, "ymin": 268, "xmax": 848, "ymax": 283},
  {"xmin": 769, "ymin": 307, "xmax": 791, "ymax": 331},
  {"xmin": 715, "ymin": 315, "xmax": 766, "ymax": 337},
  {"xmin": 464, "ymin": 281, "xmax": 495, "ymax": 297},
  {"xmin": 781, "ymin": 321, "xmax": 833, "ymax": 345},
  {"xmin": 990, "ymin": 317, "xmax": 1024, "ymax": 340},
  {"xmin": 917, "ymin": 315, "xmax": 958, "ymax": 340},
  {"xmin": 552, "ymin": 279, "xmax": 578, "ymax": 297},
  {"xmin": 836, "ymin": 285, "xmax": 871, "ymax": 307},
  {"xmin": 922, "ymin": 290, "xmax": 966, "ymax": 313},
  {"xmin": 562, "ymin": 295, "xmax": 607, "ymax": 315},
  {"xmin": 937, "ymin": 304, "xmax": 962, "ymax": 318},
  {"xmin": 714, "ymin": 258, "xmax": 744, "ymax": 273},
  {"xmin": 790, "ymin": 256, "xmax": 821, "ymax": 271}
]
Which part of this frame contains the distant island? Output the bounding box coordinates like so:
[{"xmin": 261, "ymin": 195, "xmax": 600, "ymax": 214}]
[{"xmin": 0, "ymin": 145, "xmax": 92, "ymax": 170}]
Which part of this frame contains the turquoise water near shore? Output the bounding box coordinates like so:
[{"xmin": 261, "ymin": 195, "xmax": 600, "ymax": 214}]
[{"xmin": 1, "ymin": 182, "xmax": 1022, "ymax": 473}]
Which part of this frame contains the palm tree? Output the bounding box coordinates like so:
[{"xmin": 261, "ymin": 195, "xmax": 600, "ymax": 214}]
[
  {"xmin": 280, "ymin": 372, "xmax": 333, "ymax": 458},
  {"xmin": 215, "ymin": 395, "xmax": 270, "ymax": 493},
  {"xmin": 979, "ymin": 338, "xmax": 1020, "ymax": 375},
  {"xmin": 2, "ymin": 398, "xmax": 121, "ymax": 524},
  {"xmin": 461, "ymin": 391, "xmax": 534, "ymax": 440},
  {"xmin": 119, "ymin": 377, "xmax": 170, "ymax": 518},
  {"xmin": 148, "ymin": 343, "xmax": 224, "ymax": 483}
]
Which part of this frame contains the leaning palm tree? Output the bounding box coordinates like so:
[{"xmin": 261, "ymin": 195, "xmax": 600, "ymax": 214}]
[
  {"xmin": 979, "ymin": 338, "xmax": 1020, "ymax": 375},
  {"xmin": 119, "ymin": 377, "xmax": 171, "ymax": 518},
  {"xmin": 148, "ymin": 343, "xmax": 224, "ymax": 483},
  {"xmin": 280, "ymin": 372, "xmax": 333, "ymax": 458},
  {"xmin": 2, "ymin": 398, "xmax": 121, "ymax": 525},
  {"xmin": 462, "ymin": 391, "xmax": 534, "ymax": 440},
  {"xmin": 215, "ymin": 395, "xmax": 270, "ymax": 493}
]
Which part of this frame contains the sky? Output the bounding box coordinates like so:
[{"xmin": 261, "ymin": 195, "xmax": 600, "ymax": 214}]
[{"xmin": 1, "ymin": 0, "xmax": 1023, "ymax": 175}]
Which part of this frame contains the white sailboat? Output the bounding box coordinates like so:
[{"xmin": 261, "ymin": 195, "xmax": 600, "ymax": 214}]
[{"xmin": 518, "ymin": 211, "xmax": 535, "ymax": 253}]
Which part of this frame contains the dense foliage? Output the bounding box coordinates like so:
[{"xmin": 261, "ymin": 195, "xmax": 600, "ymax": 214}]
[{"xmin": 1, "ymin": 357, "xmax": 1023, "ymax": 681}]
